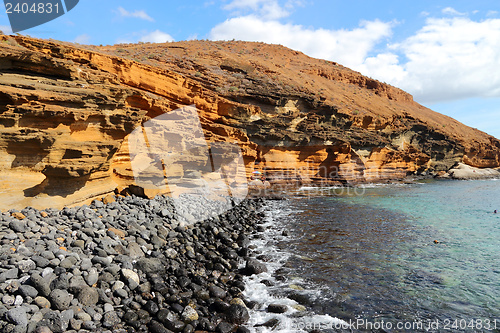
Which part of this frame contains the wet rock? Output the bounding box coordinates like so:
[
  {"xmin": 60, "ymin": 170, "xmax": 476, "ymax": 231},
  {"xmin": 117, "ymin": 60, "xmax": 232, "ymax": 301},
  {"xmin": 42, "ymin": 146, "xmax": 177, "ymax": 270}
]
[
  {"xmin": 149, "ymin": 320, "xmax": 173, "ymax": 333},
  {"xmin": 255, "ymin": 318, "xmax": 281, "ymax": 328},
  {"xmin": 225, "ymin": 303, "xmax": 249, "ymax": 324},
  {"xmin": 209, "ymin": 285, "xmax": 227, "ymax": 299},
  {"xmin": 216, "ymin": 321, "xmax": 235, "ymax": 333},
  {"xmin": 267, "ymin": 304, "xmax": 288, "ymax": 313},
  {"xmin": 244, "ymin": 259, "xmax": 267, "ymax": 275}
]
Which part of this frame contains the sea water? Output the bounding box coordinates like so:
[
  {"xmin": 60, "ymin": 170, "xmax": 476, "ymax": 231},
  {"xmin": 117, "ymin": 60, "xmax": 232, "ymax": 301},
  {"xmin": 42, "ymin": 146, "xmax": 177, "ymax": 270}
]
[{"xmin": 248, "ymin": 179, "xmax": 500, "ymax": 332}]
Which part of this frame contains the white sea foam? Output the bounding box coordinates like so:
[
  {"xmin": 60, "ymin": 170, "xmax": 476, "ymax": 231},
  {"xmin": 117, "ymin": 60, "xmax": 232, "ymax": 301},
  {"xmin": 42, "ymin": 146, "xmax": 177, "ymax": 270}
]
[{"xmin": 243, "ymin": 201, "xmax": 349, "ymax": 332}]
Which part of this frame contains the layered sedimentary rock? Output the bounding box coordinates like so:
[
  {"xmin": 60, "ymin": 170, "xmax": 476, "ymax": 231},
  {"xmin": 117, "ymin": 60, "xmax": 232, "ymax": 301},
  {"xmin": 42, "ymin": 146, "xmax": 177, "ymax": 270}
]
[{"xmin": 0, "ymin": 35, "xmax": 499, "ymax": 210}]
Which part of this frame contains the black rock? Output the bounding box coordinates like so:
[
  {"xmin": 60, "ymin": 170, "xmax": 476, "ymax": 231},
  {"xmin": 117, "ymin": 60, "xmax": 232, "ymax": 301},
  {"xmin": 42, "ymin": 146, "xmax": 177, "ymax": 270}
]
[
  {"xmin": 170, "ymin": 302, "xmax": 184, "ymax": 314},
  {"xmin": 232, "ymin": 280, "xmax": 246, "ymax": 291},
  {"xmin": 123, "ymin": 311, "xmax": 139, "ymax": 325},
  {"xmin": 209, "ymin": 285, "xmax": 227, "ymax": 299},
  {"xmin": 267, "ymin": 304, "xmax": 288, "ymax": 313},
  {"xmin": 244, "ymin": 300, "xmax": 258, "ymax": 310},
  {"xmin": 144, "ymin": 300, "xmax": 160, "ymax": 315},
  {"xmin": 211, "ymin": 299, "xmax": 230, "ymax": 313},
  {"xmin": 216, "ymin": 321, "xmax": 235, "ymax": 333},
  {"xmin": 260, "ymin": 279, "xmax": 274, "ymax": 287},
  {"xmin": 244, "ymin": 259, "xmax": 267, "ymax": 275},
  {"xmin": 255, "ymin": 318, "xmax": 281, "ymax": 328},
  {"xmin": 149, "ymin": 320, "xmax": 174, "ymax": 333},
  {"xmin": 225, "ymin": 304, "xmax": 250, "ymax": 324},
  {"xmin": 236, "ymin": 327, "xmax": 251, "ymax": 333},
  {"xmin": 177, "ymin": 276, "xmax": 191, "ymax": 288},
  {"xmin": 197, "ymin": 318, "xmax": 215, "ymax": 331},
  {"xmin": 288, "ymin": 291, "xmax": 312, "ymax": 305},
  {"xmin": 165, "ymin": 319, "xmax": 185, "ymax": 332},
  {"xmin": 136, "ymin": 309, "xmax": 150, "ymax": 320}
]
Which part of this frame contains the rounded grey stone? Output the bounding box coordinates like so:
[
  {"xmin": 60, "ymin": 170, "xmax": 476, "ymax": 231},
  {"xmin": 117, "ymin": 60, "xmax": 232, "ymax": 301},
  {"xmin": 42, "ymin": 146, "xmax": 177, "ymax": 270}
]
[
  {"xmin": 6, "ymin": 306, "xmax": 28, "ymax": 326},
  {"xmin": 19, "ymin": 285, "xmax": 38, "ymax": 298},
  {"xmin": 77, "ymin": 286, "xmax": 99, "ymax": 306},
  {"xmin": 49, "ymin": 289, "xmax": 72, "ymax": 311}
]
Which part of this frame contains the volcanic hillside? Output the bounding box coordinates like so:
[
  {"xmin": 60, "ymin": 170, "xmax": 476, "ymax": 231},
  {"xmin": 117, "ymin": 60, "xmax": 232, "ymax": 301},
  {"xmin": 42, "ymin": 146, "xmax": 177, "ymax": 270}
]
[{"xmin": 0, "ymin": 35, "xmax": 499, "ymax": 209}]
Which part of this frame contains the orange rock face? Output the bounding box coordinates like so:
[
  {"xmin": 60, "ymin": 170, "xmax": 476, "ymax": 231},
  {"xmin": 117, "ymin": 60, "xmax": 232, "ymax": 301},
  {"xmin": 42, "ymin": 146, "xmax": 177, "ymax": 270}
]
[{"xmin": 0, "ymin": 35, "xmax": 499, "ymax": 210}]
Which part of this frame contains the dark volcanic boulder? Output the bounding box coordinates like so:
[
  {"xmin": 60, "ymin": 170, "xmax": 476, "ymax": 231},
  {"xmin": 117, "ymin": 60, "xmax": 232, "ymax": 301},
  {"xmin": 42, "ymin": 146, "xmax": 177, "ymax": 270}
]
[
  {"xmin": 244, "ymin": 258, "xmax": 267, "ymax": 275},
  {"xmin": 135, "ymin": 258, "xmax": 167, "ymax": 274},
  {"xmin": 225, "ymin": 304, "xmax": 250, "ymax": 324}
]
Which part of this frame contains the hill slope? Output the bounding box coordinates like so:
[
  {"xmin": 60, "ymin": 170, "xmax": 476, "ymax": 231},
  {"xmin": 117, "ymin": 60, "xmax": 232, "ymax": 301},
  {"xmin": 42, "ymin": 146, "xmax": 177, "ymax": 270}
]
[{"xmin": 0, "ymin": 35, "xmax": 499, "ymax": 209}]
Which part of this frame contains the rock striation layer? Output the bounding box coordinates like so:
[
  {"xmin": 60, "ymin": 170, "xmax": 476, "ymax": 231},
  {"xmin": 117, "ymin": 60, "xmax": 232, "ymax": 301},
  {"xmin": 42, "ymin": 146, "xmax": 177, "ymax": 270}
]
[{"xmin": 1, "ymin": 35, "xmax": 499, "ymax": 209}]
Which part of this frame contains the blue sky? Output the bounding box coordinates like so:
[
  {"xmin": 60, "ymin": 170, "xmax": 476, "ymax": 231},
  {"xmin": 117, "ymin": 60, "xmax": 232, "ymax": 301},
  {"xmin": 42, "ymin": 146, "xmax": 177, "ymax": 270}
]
[{"xmin": 1, "ymin": 0, "xmax": 500, "ymax": 138}]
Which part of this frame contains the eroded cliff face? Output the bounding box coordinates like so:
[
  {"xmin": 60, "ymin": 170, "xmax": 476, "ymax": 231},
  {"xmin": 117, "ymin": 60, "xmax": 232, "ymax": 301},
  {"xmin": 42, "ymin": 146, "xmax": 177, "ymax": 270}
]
[{"xmin": 0, "ymin": 35, "xmax": 499, "ymax": 210}]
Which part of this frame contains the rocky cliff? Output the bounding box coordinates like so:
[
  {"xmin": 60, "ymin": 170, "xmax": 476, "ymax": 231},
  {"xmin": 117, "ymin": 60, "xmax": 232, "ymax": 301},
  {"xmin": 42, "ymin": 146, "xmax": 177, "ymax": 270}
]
[{"xmin": 1, "ymin": 35, "xmax": 499, "ymax": 210}]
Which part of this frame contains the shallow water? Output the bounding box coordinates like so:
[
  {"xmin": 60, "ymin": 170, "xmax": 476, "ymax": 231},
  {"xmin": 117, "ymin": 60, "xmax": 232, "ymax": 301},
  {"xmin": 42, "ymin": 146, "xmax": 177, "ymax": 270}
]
[
  {"xmin": 272, "ymin": 179, "xmax": 500, "ymax": 332},
  {"xmin": 279, "ymin": 180, "xmax": 500, "ymax": 331}
]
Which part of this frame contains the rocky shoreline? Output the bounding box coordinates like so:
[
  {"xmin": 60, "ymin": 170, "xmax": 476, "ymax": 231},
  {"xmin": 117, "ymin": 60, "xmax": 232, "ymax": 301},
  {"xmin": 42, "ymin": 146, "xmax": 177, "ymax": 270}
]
[{"xmin": 0, "ymin": 195, "xmax": 286, "ymax": 333}]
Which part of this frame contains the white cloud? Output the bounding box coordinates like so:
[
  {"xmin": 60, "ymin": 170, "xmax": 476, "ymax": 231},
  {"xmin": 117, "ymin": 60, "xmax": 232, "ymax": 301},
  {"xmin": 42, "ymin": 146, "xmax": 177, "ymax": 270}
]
[
  {"xmin": 73, "ymin": 34, "xmax": 91, "ymax": 44},
  {"xmin": 224, "ymin": 0, "xmax": 269, "ymax": 11},
  {"xmin": 224, "ymin": 0, "xmax": 290, "ymax": 20},
  {"xmin": 139, "ymin": 30, "xmax": 174, "ymax": 43},
  {"xmin": 442, "ymin": 7, "xmax": 467, "ymax": 16},
  {"xmin": 367, "ymin": 17, "xmax": 500, "ymax": 103},
  {"xmin": 210, "ymin": 16, "xmax": 393, "ymax": 69},
  {"xmin": 212, "ymin": 3, "xmax": 500, "ymax": 105},
  {"xmin": 117, "ymin": 7, "xmax": 154, "ymax": 22}
]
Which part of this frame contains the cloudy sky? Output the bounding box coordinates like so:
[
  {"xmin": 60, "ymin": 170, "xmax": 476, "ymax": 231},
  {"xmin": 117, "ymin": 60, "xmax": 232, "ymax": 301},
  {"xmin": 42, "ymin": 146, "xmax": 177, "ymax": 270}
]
[{"xmin": 1, "ymin": 0, "xmax": 500, "ymax": 137}]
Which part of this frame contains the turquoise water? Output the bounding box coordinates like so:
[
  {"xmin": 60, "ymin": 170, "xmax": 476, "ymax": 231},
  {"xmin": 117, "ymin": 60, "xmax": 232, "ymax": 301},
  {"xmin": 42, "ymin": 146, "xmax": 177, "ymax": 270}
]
[{"xmin": 279, "ymin": 180, "xmax": 500, "ymax": 331}]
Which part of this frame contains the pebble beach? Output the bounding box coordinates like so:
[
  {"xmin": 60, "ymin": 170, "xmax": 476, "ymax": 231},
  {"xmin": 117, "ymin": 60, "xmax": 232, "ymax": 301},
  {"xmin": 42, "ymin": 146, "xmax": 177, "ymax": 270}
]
[{"xmin": 0, "ymin": 195, "xmax": 276, "ymax": 333}]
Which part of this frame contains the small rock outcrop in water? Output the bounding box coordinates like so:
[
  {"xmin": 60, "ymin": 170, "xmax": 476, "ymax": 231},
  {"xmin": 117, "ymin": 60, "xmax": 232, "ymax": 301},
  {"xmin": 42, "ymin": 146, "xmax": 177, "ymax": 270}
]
[
  {"xmin": 443, "ymin": 162, "xmax": 500, "ymax": 179},
  {"xmin": 0, "ymin": 35, "xmax": 500, "ymax": 210},
  {"xmin": 0, "ymin": 195, "xmax": 269, "ymax": 333}
]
